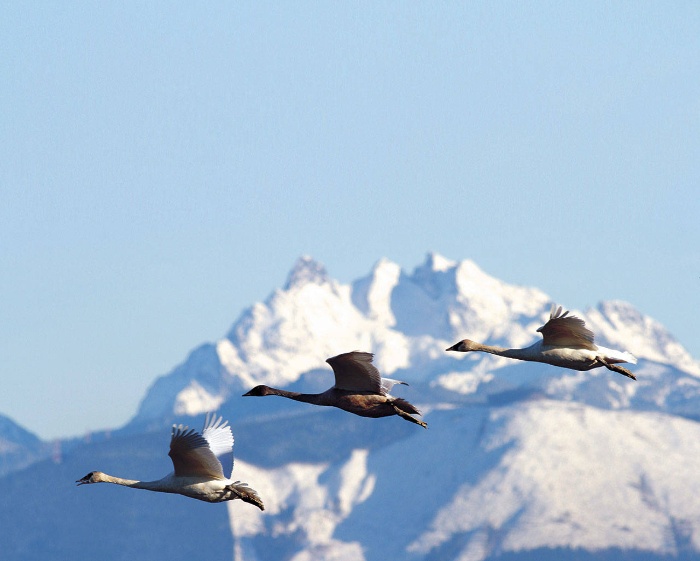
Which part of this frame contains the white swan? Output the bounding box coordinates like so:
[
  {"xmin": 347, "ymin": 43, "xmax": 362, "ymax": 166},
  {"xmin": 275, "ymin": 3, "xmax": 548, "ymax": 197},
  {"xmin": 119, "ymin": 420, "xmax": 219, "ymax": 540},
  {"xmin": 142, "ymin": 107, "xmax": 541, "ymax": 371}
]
[
  {"xmin": 76, "ymin": 413, "xmax": 264, "ymax": 509},
  {"xmin": 447, "ymin": 305, "xmax": 637, "ymax": 380}
]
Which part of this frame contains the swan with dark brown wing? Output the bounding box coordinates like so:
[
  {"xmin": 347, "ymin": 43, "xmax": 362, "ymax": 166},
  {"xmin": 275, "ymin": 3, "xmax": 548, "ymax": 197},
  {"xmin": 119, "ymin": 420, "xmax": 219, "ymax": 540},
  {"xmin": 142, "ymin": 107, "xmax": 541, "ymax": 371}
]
[
  {"xmin": 447, "ymin": 305, "xmax": 637, "ymax": 380},
  {"xmin": 243, "ymin": 351, "xmax": 427, "ymax": 428}
]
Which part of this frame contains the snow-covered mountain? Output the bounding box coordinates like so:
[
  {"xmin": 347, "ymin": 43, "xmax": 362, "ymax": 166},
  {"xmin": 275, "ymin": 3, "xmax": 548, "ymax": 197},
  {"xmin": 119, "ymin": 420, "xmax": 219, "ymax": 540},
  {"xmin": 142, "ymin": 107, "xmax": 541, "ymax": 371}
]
[{"xmin": 2, "ymin": 253, "xmax": 699, "ymax": 561}]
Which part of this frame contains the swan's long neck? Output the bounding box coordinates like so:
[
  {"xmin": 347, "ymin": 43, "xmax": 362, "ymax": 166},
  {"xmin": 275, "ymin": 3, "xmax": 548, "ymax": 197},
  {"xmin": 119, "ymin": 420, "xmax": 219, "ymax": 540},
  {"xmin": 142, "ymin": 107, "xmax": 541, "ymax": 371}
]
[
  {"xmin": 473, "ymin": 343, "xmax": 534, "ymax": 361},
  {"xmin": 266, "ymin": 388, "xmax": 325, "ymax": 405},
  {"xmin": 99, "ymin": 473, "xmax": 169, "ymax": 492}
]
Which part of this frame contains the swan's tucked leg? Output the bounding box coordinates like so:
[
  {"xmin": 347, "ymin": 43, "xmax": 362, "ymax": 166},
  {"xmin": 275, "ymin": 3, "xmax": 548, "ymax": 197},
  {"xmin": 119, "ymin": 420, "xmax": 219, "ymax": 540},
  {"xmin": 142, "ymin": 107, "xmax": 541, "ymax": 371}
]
[
  {"xmin": 228, "ymin": 481, "xmax": 265, "ymax": 511},
  {"xmin": 597, "ymin": 357, "xmax": 636, "ymax": 380},
  {"xmin": 392, "ymin": 404, "xmax": 428, "ymax": 428}
]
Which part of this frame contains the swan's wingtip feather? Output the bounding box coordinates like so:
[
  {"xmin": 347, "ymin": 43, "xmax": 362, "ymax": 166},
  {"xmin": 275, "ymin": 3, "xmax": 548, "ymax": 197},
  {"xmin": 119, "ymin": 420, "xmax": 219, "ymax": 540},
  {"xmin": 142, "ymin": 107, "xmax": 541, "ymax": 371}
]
[{"xmin": 549, "ymin": 303, "xmax": 563, "ymax": 319}]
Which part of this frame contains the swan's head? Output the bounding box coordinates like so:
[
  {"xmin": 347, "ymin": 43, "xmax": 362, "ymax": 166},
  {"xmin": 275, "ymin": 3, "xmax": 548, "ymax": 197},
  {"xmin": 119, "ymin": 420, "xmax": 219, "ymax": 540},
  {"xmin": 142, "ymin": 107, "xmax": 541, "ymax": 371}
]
[
  {"xmin": 446, "ymin": 339, "xmax": 479, "ymax": 352},
  {"xmin": 76, "ymin": 471, "xmax": 106, "ymax": 485},
  {"xmin": 243, "ymin": 385, "xmax": 273, "ymax": 397}
]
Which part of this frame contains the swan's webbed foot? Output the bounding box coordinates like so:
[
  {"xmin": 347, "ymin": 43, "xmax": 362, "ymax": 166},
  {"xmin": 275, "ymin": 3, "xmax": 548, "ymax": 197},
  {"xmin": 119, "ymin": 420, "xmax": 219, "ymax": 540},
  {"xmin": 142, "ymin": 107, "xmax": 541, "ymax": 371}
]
[
  {"xmin": 228, "ymin": 481, "xmax": 265, "ymax": 511},
  {"xmin": 392, "ymin": 404, "xmax": 428, "ymax": 429},
  {"xmin": 598, "ymin": 358, "xmax": 637, "ymax": 380}
]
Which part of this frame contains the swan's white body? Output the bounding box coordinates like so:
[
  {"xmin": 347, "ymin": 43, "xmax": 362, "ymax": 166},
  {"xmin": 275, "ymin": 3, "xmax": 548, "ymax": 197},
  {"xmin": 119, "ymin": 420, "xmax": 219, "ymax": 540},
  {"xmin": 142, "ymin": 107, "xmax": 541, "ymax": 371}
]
[
  {"xmin": 497, "ymin": 340, "xmax": 635, "ymax": 371},
  {"xmin": 447, "ymin": 305, "xmax": 637, "ymax": 380},
  {"xmin": 77, "ymin": 414, "xmax": 264, "ymax": 509}
]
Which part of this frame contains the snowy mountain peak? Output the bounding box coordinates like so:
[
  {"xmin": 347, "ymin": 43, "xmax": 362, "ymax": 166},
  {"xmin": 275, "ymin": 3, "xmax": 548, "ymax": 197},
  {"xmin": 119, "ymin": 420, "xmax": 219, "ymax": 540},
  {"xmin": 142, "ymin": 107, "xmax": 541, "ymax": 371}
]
[
  {"xmin": 373, "ymin": 256, "xmax": 401, "ymax": 275},
  {"xmin": 351, "ymin": 258, "xmax": 401, "ymax": 323},
  {"xmin": 406, "ymin": 253, "xmax": 460, "ymax": 302},
  {"xmin": 423, "ymin": 252, "xmax": 456, "ymax": 272},
  {"xmin": 284, "ymin": 255, "xmax": 330, "ymax": 289}
]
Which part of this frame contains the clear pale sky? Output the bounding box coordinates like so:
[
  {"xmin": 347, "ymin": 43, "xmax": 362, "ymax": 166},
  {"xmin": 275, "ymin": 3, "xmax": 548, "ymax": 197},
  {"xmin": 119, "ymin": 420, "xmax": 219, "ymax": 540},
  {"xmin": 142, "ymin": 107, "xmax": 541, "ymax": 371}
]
[{"xmin": 2, "ymin": 2, "xmax": 698, "ymax": 440}]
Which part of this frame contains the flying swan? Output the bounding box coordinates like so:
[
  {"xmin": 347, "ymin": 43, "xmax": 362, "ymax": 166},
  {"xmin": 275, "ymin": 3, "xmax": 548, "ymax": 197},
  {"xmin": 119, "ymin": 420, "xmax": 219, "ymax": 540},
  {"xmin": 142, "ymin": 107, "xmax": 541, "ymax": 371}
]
[
  {"xmin": 243, "ymin": 350, "xmax": 427, "ymax": 428},
  {"xmin": 447, "ymin": 305, "xmax": 637, "ymax": 380},
  {"xmin": 76, "ymin": 413, "xmax": 264, "ymax": 509}
]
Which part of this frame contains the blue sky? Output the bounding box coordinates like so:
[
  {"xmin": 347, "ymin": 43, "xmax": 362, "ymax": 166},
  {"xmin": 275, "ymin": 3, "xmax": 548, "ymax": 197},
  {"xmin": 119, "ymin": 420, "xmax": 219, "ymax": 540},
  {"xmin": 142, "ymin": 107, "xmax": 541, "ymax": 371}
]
[{"xmin": 2, "ymin": 2, "xmax": 698, "ymax": 440}]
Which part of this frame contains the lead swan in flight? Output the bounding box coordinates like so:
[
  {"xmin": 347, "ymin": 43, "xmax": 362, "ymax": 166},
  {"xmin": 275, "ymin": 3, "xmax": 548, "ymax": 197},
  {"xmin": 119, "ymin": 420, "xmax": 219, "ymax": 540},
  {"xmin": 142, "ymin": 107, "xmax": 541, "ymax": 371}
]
[
  {"xmin": 446, "ymin": 305, "xmax": 637, "ymax": 380},
  {"xmin": 243, "ymin": 351, "xmax": 427, "ymax": 428},
  {"xmin": 76, "ymin": 414, "xmax": 264, "ymax": 509}
]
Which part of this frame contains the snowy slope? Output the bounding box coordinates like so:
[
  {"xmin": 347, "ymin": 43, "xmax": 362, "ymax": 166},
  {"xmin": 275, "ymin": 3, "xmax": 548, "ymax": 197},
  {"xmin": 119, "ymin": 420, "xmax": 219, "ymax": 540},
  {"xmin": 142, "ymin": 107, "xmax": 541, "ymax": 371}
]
[
  {"xmin": 227, "ymin": 401, "xmax": 700, "ymax": 561},
  {"xmin": 407, "ymin": 401, "xmax": 700, "ymax": 560}
]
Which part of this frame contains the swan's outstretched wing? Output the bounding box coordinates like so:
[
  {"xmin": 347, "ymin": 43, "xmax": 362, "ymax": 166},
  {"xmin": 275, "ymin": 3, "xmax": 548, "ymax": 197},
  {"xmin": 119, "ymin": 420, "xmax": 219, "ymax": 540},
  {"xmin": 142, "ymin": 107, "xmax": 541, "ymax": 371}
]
[
  {"xmin": 201, "ymin": 413, "xmax": 235, "ymax": 479},
  {"xmin": 326, "ymin": 351, "xmax": 382, "ymax": 393},
  {"xmin": 168, "ymin": 418, "xmax": 229, "ymax": 480},
  {"xmin": 537, "ymin": 304, "xmax": 596, "ymax": 350}
]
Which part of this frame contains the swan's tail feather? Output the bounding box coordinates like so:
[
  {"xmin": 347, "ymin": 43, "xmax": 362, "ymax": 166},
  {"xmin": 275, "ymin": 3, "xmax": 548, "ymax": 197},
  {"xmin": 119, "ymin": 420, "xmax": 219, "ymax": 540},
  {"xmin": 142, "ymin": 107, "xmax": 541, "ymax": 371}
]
[
  {"xmin": 619, "ymin": 351, "xmax": 637, "ymax": 364},
  {"xmin": 599, "ymin": 347, "xmax": 637, "ymax": 365},
  {"xmin": 228, "ymin": 481, "xmax": 265, "ymax": 511}
]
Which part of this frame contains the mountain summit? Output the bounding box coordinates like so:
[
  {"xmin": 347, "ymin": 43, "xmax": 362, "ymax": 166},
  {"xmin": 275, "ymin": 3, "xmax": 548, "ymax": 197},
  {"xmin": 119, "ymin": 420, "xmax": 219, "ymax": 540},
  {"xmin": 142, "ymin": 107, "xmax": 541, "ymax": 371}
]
[{"xmin": 284, "ymin": 255, "xmax": 330, "ymax": 289}]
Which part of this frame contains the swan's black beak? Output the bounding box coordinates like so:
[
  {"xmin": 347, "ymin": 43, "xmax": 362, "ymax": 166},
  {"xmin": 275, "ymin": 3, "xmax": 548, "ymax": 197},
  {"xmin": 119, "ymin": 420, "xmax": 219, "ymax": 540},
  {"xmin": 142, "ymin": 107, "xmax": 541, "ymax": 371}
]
[
  {"xmin": 76, "ymin": 473, "xmax": 92, "ymax": 486},
  {"xmin": 446, "ymin": 342, "xmax": 461, "ymax": 352},
  {"xmin": 242, "ymin": 385, "xmax": 266, "ymax": 397}
]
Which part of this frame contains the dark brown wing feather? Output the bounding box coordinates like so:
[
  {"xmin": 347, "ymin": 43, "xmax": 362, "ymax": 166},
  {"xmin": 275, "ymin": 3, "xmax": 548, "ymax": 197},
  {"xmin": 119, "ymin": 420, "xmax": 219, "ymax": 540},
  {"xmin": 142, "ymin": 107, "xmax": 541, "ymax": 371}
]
[
  {"xmin": 326, "ymin": 351, "xmax": 382, "ymax": 393},
  {"xmin": 536, "ymin": 305, "xmax": 596, "ymax": 350},
  {"xmin": 168, "ymin": 425, "xmax": 226, "ymax": 480}
]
